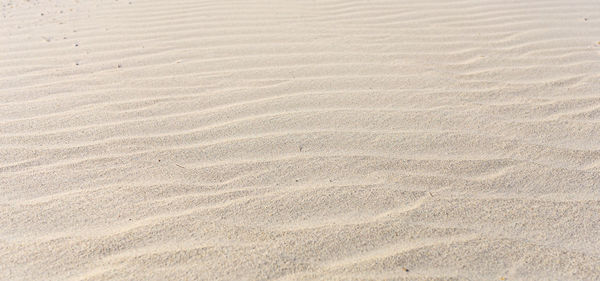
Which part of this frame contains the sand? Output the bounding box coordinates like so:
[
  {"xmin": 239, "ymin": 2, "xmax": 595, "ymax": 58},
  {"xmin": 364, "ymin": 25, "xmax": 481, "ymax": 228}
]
[{"xmin": 1, "ymin": 0, "xmax": 600, "ymax": 280}]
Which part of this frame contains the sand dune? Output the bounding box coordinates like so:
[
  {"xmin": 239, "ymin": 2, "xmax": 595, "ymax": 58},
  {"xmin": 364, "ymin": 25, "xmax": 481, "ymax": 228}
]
[{"xmin": 1, "ymin": 0, "xmax": 600, "ymax": 280}]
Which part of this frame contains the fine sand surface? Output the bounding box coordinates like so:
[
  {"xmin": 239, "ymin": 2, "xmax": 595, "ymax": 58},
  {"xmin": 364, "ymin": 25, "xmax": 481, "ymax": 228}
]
[{"xmin": 2, "ymin": 0, "xmax": 600, "ymax": 280}]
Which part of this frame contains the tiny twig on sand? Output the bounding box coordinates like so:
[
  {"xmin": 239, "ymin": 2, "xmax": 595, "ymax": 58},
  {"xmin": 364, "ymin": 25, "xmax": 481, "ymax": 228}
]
[{"xmin": 175, "ymin": 164, "xmax": 186, "ymax": 169}]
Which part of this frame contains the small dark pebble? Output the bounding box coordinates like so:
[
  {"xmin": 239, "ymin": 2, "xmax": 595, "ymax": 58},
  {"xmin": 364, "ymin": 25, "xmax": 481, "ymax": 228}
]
[
  {"xmin": 41, "ymin": 13, "xmax": 44, "ymax": 16},
  {"xmin": 75, "ymin": 43, "xmax": 78, "ymax": 47},
  {"xmin": 117, "ymin": 64, "xmax": 122, "ymax": 68}
]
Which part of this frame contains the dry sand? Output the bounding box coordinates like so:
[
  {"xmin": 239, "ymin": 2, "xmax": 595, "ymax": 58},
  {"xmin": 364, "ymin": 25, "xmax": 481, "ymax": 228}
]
[{"xmin": 2, "ymin": 0, "xmax": 600, "ymax": 280}]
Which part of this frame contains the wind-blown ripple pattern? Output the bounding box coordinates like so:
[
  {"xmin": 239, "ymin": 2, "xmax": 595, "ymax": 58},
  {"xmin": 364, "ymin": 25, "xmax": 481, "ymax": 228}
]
[{"xmin": 1, "ymin": 0, "xmax": 600, "ymax": 280}]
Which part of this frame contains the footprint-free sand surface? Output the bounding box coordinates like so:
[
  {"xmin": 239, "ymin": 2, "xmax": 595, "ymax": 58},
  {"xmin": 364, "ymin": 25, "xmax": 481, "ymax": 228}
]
[{"xmin": 2, "ymin": 0, "xmax": 600, "ymax": 280}]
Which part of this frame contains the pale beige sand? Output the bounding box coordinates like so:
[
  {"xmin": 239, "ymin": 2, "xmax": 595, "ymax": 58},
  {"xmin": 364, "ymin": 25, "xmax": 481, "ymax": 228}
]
[{"xmin": 1, "ymin": 0, "xmax": 600, "ymax": 280}]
